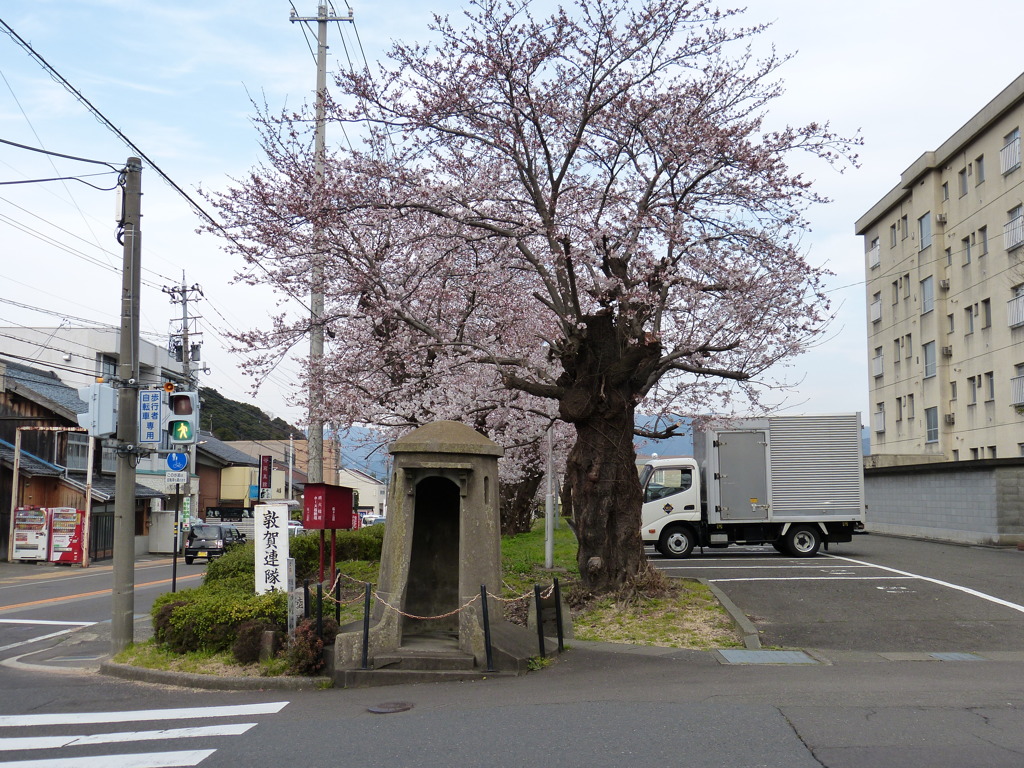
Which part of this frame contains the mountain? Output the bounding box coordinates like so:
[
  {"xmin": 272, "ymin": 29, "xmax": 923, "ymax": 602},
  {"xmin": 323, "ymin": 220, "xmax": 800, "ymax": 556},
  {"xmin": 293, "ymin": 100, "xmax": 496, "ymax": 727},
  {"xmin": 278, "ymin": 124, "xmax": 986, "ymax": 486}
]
[{"xmin": 197, "ymin": 387, "xmax": 304, "ymax": 442}]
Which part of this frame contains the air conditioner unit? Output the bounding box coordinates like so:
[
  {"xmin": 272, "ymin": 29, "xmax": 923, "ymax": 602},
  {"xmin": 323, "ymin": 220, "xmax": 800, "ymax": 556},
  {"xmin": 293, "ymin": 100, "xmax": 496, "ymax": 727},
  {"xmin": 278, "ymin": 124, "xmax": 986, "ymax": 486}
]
[
  {"xmin": 939, "ymin": 279, "xmax": 950, "ymax": 290},
  {"xmin": 936, "ymin": 213, "xmax": 948, "ymax": 225},
  {"xmin": 944, "ymin": 413, "xmax": 956, "ymax": 425},
  {"xmin": 941, "ymin": 345, "xmax": 953, "ymax": 357}
]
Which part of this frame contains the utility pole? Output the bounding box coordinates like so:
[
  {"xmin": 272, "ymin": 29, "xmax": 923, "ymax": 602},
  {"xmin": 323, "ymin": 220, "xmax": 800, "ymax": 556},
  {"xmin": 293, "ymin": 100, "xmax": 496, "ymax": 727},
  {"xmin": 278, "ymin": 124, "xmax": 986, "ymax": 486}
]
[
  {"xmin": 163, "ymin": 279, "xmax": 203, "ymax": 589},
  {"xmin": 289, "ymin": 3, "xmax": 353, "ymax": 485},
  {"xmin": 112, "ymin": 157, "xmax": 142, "ymax": 654}
]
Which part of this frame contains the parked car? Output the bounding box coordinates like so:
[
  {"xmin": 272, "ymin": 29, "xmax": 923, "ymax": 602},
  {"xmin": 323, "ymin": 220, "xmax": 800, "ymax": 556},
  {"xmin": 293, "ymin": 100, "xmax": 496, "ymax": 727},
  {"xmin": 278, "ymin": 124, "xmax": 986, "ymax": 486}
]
[
  {"xmin": 184, "ymin": 523, "xmax": 246, "ymax": 564},
  {"xmin": 361, "ymin": 514, "xmax": 386, "ymax": 527},
  {"xmin": 288, "ymin": 520, "xmax": 305, "ymax": 535}
]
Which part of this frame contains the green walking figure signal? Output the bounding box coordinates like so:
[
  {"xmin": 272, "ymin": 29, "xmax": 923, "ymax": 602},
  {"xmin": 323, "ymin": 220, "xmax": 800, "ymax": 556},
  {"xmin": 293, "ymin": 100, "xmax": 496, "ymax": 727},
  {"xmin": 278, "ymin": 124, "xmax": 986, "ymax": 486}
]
[{"xmin": 164, "ymin": 390, "xmax": 200, "ymax": 445}]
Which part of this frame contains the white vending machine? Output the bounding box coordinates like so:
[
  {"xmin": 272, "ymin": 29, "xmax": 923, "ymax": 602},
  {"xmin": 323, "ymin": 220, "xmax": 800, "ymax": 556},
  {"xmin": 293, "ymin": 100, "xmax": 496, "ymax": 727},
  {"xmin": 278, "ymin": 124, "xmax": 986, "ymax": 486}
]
[{"xmin": 11, "ymin": 507, "xmax": 49, "ymax": 561}]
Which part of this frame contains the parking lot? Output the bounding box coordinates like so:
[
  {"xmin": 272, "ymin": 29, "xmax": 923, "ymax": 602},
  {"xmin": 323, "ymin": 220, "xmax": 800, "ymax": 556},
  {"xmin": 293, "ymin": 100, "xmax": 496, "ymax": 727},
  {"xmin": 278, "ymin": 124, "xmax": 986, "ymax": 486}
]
[{"xmin": 649, "ymin": 533, "xmax": 1024, "ymax": 653}]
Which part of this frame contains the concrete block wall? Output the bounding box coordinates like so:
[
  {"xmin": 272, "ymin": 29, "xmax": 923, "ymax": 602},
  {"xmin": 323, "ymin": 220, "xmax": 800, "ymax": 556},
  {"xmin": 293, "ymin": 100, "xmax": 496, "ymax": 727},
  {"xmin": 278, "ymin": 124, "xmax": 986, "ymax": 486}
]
[{"xmin": 865, "ymin": 464, "xmax": 1024, "ymax": 546}]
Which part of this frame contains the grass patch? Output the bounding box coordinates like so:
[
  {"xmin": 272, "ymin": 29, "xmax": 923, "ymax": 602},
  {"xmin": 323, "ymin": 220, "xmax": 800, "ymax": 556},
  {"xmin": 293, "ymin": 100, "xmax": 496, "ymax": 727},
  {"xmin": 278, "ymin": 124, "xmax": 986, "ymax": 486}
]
[{"xmin": 116, "ymin": 638, "xmax": 304, "ymax": 677}]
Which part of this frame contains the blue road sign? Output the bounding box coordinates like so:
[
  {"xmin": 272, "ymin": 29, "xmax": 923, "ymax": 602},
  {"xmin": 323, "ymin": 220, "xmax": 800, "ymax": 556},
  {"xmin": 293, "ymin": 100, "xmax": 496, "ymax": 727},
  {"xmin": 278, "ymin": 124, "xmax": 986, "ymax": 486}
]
[{"xmin": 166, "ymin": 452, "xmax": 188, "ymax": 472}]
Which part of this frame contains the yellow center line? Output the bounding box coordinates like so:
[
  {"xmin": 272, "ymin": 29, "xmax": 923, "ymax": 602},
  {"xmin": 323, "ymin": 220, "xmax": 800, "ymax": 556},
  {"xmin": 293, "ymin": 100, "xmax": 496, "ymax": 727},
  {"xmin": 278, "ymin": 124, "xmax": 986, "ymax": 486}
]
[{"xmin": 0, "ymin": 573, "xmax": 204, "ymax": 612}]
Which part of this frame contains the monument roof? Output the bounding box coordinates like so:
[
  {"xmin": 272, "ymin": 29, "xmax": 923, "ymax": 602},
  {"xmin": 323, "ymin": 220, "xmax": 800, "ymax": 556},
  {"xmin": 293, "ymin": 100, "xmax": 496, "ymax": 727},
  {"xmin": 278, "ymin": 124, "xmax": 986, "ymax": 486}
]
[{"xmin": 390, "ymin": 420, "xmax": 503, "ymax": 457}]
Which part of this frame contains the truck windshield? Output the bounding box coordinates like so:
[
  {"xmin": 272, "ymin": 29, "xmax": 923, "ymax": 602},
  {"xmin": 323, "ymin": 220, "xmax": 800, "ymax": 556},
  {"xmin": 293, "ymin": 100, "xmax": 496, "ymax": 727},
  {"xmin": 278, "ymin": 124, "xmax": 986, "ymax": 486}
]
[{"xmin": 644, "ymin": 467, "xmax": 693, "ymax": 503}]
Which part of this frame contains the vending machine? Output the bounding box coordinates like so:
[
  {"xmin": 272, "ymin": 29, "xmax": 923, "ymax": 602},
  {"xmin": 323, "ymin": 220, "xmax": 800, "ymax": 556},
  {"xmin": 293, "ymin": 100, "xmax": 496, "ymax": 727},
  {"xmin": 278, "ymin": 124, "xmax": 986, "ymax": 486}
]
[
  {"xmin": 48, "ymin": 508, "xmax": 84, "ymax": 564},
  {"xmin": 11, "ymin": 507, "xmax": 49, "ymax": 561}
]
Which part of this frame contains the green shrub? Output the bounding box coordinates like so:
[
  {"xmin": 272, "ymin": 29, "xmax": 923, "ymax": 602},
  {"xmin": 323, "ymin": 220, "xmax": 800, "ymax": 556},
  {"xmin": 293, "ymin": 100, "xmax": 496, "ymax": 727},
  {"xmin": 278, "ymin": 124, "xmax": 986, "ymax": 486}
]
[
  {"xmin": 205, "ymin": 541, "xmax": 256, "ymax": 583},
  {"xmin": 155, "ymin": 588, "xmax": 286, "ymax": 655}
]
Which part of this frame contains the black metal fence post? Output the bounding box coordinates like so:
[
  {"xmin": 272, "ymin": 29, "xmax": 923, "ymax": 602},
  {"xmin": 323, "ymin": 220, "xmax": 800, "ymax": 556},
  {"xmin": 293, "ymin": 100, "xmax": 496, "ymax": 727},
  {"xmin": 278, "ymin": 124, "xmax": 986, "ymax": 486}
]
[
  {"xmin": 334, "ymin": 577, "xmax": 341, "ymax": 625},
  {"xmin": 553, "ymin": 577, "xmax": 565, "ymax": 653},
  {"xmin": 533, "ymin": 584, "xmax": 546, "ymax": 658},
  {"xmin": 303, "ymin": 579, "xmax": 310, "ymax": 620},
  {"xmin": 316, "ymin": 582, "xmax": 324, "ymax": 640},
  {"xmin": 480, "ymin": 585, "xmax": 495, "ymax": 672},
  {"xmin": 360, "ymin": 581, "xmax": 372, "ymax": 670}
]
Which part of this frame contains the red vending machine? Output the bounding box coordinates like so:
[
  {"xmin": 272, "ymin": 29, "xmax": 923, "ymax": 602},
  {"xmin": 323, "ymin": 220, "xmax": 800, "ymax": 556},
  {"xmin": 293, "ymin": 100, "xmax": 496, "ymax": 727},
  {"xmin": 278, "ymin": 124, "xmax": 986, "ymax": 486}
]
[{"xmin": 48, "ymin": 508, "xmax": 84, "ymax": 564}]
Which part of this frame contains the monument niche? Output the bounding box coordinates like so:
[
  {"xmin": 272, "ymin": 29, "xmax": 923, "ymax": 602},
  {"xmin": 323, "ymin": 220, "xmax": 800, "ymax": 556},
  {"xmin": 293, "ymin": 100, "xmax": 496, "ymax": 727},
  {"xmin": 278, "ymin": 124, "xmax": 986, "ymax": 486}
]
[{"xmin": 333, "ymin": 421, "xmax": 541, "ymax": 685}]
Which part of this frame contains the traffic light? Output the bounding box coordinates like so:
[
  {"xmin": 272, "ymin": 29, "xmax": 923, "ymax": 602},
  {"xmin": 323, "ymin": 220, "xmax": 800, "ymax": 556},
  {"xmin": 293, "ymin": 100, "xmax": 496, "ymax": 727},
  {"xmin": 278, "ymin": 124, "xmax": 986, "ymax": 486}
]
[
  {"xmin": 164, "ymin": 391, "xmax": 199, "ymax": 444},
  {"xmin": 77, "ymin": 382, "xmax": 118, "ymax": 438}
]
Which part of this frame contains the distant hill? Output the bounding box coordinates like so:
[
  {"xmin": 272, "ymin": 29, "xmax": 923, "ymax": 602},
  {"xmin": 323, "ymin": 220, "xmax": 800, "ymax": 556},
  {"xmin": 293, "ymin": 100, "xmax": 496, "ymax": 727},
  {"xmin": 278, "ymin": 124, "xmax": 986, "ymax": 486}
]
[{"xmin": 198, "ymin": 387, "xmax": 304, "ymax": 442}]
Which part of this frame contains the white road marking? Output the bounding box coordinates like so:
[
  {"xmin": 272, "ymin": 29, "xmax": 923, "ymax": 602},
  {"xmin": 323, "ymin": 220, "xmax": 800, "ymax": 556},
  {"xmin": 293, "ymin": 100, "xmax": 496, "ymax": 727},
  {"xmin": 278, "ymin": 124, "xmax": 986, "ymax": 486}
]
[
  {"xmin": 708, "ymin": 576, "xmax": 917, "ymax": 582},
  {"xmin": 823, "ymin": 553, "xmax": 1024, "ymax": 614},
  {"xmin": 0, "ymin": 749, "xmax": 216, "ymax": 768},
  {"xmin": 0, "ymin": 620, "xmax": 93, "ymax": 626},
  {"xmin": 657, "ymin": 564, "xmax": 876, "ymax": 570},
  {"xmin": 0, "ymin": 628, "xmax": 83, "ymax": 653},
  {"xmin": 0, "ymin": 702, "xmax": 289, "ymax": 728},
  {"xmin": 0, "ymin": 724, "xmax": 256, "ymax": 751}
]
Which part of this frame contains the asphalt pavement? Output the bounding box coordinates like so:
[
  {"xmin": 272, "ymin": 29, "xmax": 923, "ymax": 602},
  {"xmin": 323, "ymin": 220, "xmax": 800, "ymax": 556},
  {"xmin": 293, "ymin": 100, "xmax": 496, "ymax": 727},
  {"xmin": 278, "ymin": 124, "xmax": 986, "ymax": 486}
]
[{"xmin": 3, "ymin": 537, "xmax": 1024, "ymax": 767}]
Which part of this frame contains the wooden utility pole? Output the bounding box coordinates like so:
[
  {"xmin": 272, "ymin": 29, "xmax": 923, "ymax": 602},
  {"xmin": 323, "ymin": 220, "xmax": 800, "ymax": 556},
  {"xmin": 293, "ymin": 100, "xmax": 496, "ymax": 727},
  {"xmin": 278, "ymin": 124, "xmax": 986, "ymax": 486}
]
[{"xmin": 112, "ymin": 157, "xmax": 142, "ymax": 654}]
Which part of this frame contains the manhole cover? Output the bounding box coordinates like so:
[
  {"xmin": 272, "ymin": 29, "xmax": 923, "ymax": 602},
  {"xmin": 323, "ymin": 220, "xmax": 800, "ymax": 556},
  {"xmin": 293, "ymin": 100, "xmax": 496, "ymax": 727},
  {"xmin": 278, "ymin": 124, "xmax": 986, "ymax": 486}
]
[{"xmin": 367, "ymin": 702, "xmax": 414, "ymax": 714}]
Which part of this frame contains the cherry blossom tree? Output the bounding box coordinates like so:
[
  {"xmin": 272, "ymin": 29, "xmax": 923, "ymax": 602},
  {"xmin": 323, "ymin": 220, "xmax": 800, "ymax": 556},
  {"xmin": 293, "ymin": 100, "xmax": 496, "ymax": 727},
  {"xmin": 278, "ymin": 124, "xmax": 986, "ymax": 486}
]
[{"xmin": 209, "ymin": 0, "xmax": 858, "ymax": 593}]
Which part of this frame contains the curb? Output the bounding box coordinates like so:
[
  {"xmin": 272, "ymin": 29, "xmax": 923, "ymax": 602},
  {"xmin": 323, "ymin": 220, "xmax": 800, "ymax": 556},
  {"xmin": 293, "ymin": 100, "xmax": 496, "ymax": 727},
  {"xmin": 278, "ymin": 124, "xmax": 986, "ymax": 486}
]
[
  {"xmin": 701, "ymin": 578, "xmax": 761, "ymax": 650},
  {"xmin": 99, "ymin": 662, "xmax": 333, "ymax": 691}
]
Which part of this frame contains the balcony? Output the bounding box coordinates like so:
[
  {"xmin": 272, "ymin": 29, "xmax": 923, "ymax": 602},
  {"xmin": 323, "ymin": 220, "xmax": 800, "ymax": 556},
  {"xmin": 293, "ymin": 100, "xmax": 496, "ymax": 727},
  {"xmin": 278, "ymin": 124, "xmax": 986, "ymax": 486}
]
[
  {"xmin": 868, "ymin": 243, "xmax": 880, "ymax": 269},
  {"xmin": 871, "ymin": 353, "xmax": 884, "ymax": 378},
  {"xmin": 870, "ymin": 299, "xmax": 882, "ymax": 323},
  {"xmin": 1009, "ymin": 295, "xmax": 1024, "ymax": 328},
  {"xmin": 873, "ymin": 410, "xmax": 885, "ymax": 433},
  {"xmin": 1005, "ymin": 214, "xmax": 1024, "ymax": 251},
  {"xmin": 1001, "ymin": 137, "xmax": 1021, "ymax": 175},
  {"xmin": 1012, "ymin": 376, "xmax": 1024, "ymax": 407}
]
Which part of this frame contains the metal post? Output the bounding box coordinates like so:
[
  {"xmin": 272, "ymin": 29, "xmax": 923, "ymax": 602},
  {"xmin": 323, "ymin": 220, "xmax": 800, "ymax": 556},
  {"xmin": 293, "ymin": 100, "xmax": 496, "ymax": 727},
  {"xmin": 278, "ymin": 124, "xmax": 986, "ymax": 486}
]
[
  {"xmin": 303, "ymin": 579, "xmax": 311, "ymax": 619},
  {"xmin": 171, "ymin": 485, "xmax": 180, "ymax": 592},
  {"xmin": 553, "ymin": 577, "xmax": 565, "ymax": 653},
  {"xmin": 112, "ymin": 156, "xmax": 142, "ymax": 654},
  {"xmin": 533, "ymin": 584, "xmax": 546, "ymax": 658},
  {"xmin": 481, "ymin": 585, "xmax": 495, "ymax": 672},
  {"xmin": 316, "ymin": 582, "xmax": 323, "ymax": 640},
  {"xmin": 334, "ymin": 575, "xmax": 341, "ymax": 625},
  {"xmin": 360, "ymin": 581, "xmax": 371, "ymax": 669}
]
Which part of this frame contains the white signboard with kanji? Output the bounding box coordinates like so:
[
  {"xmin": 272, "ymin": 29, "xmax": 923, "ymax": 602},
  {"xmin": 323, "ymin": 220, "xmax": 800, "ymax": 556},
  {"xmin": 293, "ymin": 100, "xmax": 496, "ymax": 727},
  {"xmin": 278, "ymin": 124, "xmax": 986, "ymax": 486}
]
[{"xmin": 254, "ymin": 503, "xmax": 289, "ymax": 594}]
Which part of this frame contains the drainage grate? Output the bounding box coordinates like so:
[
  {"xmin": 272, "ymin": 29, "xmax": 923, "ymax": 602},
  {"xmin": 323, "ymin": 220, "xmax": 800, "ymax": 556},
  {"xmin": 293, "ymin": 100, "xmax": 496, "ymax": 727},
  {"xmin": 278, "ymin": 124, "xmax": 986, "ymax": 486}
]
[{"xmin": 718, "ymin": 650, "xmax": 818, "ymax": 665}]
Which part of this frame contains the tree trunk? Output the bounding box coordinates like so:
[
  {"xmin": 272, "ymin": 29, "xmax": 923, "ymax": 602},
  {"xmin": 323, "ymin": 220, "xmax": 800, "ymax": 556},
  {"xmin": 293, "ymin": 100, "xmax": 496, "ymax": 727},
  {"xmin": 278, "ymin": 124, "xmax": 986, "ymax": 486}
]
[
  {"xmin": 499, "ymin": 472, "xmax": 543, "ymax": 536},
  {"xmin": 557, "ymin": 315, "xmax": 655, "ymax": 593}
]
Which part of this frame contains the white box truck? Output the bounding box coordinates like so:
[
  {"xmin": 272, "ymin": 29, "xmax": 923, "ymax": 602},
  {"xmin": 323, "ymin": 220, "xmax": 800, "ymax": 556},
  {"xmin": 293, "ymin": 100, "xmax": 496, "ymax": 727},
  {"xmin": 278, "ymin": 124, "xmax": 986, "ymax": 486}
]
[{"xmin": 639, "ymin": 413, "xmax": 865, "ymax": 558}]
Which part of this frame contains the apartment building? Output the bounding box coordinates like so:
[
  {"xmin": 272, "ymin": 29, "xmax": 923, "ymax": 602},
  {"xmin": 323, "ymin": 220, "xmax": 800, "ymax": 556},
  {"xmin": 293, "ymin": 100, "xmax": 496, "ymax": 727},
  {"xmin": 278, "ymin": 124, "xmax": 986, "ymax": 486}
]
[{"xmin": 856, "ymin": 73, "xmax": 1024, "ymax": 463}]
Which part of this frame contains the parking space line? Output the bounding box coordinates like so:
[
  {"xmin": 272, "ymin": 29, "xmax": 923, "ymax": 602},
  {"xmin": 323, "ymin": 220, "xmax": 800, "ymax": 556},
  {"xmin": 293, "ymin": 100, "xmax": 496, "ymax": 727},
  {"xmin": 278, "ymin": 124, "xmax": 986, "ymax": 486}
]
[
  {"xmin": 823, "ymin": 553, "xmax": 1024, "ymax": 614},
  {"xmin": 707, "ymin": 576, "xmax": 917, "ymax": 582}
]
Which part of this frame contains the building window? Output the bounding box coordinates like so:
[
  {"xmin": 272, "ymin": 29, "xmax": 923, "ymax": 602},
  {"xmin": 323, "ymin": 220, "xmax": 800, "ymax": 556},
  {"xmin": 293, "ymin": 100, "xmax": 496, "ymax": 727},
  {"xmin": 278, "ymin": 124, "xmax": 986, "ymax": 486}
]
[
  {"xmin": 874, "ymin": 402, "xmax": 885, "ymax": 433},
  {"xmin": 958, "ymin": 167, "xmax": 968, "ymax": 197},
  {"xmin": 920, "ymin": 276, "xmax": 934, "ymax": 314},
  {"xmin": 1002, "ymin": 128, "xmax": 1021, "ymax": 174},
  {"xmin": 890, "ymin": 223, "xmax": 898, "ymax": 247},
  {"xmin": 904, "ymin": 333, "xmax": 913, "ymax": 358},
  {"xmin": 907, "ymin": 393, "xmax": 915, "ymax": 419},
  {"xmin": 942, "ymin": 181, "xmax": 949, "ymax": 201},
  {"xmin": 968, "ymin": 375, "xmax": 979, "ymax": 404},
  {"xmin": 989, "ymin": 446, "xmax": 998, "ymax": 459},
  {"xmin": 950, "ymin": 380, "xmax": 957, "ymax": 400},
  {"xmin": 925, "ymin": 407, "xmax": 939, "ymax": 443},
  {"xmin": 947, "ymin": 313, "xmax": 955, "ymax": 333},
  {"xmin": 901, "ymin": 215, "xmax": 909, "ymax": 240},
  {"xmin": 923, "ymin": 341, "xmax": 937, "ymax": 378},
  {"xmin": 65, "ymin": 433, "xmax": 89, "ymax": 471},
  {"xmin": 100, "ymin": 355, "xmax": 117, "ymax": 381},
  {"xmin": 895, "ymin": 397, "xmax": 903, "ymax": 421},
  {"xmin": 978, "ymin": 226, "xmax": 988, "ymax": 256},
  {"xmin": 918, "ymin": 213, "xmax": 932, "ymax": 250},
  {"xmin": 962, "ymin": 236, "xmax": 972, "ymax": 264},
  {"xmin": 976, "ymin": 154, "xmax": 986, "ymax": 185},
  {"xmin": 891, "ymin": 280, "xmax": 900, "ymax": 305},
  {"xmin": 1007, "ymin": 205, "xmax": 1024, "ymax": 251},
  {"xmin": 971, "ymin": 447, "xmax": 980, "ymax": 460},
  {"xmin": 872, "ymin": 347, "xmax": 884, "ymax": 378},
  {"xmin": 868, "ymin": 237, "xmax": 880, "ymax": 268},
  {"xmin": 964, "ymin": 306, "xmax": 975, "ymax": 335},
  {"xmin": 985, "ymin": 371, "xmax": 995, "ymax": 401},
  {"xmin": 945, "ymin": 247, "xmax": 952, "ymax": 266},
  {"xmin": 903, "ymin": 273, "xmax": 911, "ymax": 298},
  {"xmin": 870, "ymin": 292, "xmax": 882, "ymax": 323},
  {"xmin": 981, "ymin": 298, "xmax": 991, "ymax": 328}
]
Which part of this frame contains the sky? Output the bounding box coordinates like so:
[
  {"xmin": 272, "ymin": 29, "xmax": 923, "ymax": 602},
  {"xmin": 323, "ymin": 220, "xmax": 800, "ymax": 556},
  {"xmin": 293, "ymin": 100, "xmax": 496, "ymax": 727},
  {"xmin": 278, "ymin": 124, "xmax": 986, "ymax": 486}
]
[{"xmin": 1, "ymin": 0, "xmax": 1022, "ymax": 429}]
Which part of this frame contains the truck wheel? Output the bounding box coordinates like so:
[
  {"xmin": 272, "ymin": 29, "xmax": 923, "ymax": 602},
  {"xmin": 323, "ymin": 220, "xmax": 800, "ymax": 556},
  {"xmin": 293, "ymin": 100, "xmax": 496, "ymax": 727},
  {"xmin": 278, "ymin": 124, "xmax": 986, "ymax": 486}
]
[
  {"xmin": 785, "ymin": 525, "xmax": 822, "ymax": 557},
  {"xmin": 184, "ymin": 556, "xmax": 194, "ymax": 565},
  {"xmin": 659, "ymin": 525, "xmax": 695, "ymax": 558}
]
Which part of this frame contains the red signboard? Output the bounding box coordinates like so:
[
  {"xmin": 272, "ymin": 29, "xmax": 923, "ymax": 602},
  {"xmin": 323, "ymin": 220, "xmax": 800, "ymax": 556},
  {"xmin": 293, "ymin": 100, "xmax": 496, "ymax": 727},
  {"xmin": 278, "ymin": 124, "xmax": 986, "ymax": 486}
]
[
  {"xmin": 259, "ymin": 455, "xmax": 273, "ymax": 490},
  {"xmin": 303, "ymin": 483, "xmax": 356, "ymax": 530}
]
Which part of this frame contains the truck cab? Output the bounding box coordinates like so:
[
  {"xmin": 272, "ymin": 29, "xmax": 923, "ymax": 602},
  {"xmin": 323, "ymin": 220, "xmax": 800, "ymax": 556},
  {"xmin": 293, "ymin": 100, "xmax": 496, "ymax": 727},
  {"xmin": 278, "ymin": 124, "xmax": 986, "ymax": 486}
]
[{"xmin": 639, "ymin": 457, "xmax": 702, "ymax": 557}]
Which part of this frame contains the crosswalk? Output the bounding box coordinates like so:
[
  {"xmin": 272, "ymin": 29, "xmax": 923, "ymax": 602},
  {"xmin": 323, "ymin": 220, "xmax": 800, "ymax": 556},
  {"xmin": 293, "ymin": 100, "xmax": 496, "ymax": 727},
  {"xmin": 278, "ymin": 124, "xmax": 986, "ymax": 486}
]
[{"xmin": 0, "ymin": 701, "xmax": 289, "ymax": 767}]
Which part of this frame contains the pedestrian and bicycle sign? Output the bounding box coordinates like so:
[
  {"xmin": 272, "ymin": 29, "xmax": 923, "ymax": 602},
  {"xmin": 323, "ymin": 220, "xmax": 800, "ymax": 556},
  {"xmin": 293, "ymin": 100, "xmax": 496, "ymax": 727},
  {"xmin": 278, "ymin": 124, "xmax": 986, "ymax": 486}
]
[{"xmin": 166, "ymin": 452, "xmax": 188, "ymax": 471}]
